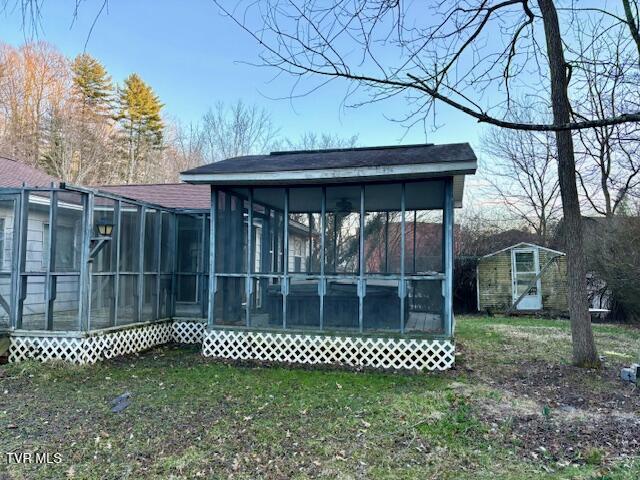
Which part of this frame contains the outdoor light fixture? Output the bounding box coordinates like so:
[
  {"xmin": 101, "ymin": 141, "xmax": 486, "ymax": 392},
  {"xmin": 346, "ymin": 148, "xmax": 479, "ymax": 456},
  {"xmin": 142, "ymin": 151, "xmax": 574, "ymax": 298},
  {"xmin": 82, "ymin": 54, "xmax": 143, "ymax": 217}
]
[
  {"xmin": 89, "ymin": 218, "xmax": 114, "ymax": 260},
  {"xmin": 95, "ymin": 218, "xmax": 114, "ymax": 237}
]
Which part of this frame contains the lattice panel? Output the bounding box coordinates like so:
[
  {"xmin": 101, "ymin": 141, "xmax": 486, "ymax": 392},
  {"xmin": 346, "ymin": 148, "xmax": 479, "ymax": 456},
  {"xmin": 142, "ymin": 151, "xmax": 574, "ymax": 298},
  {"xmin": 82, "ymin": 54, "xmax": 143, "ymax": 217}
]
[
  {"xmin": 202, "ymin": 330, "xmax": 455, "ymax": 371},
  {"xmin": 9, "ymin": 336, "xmax": 87, "ymax": 364},
  {"xmin": 172, "ymin": 321, "xmax": 205, "ymax": 344},
  {"xmin": 84, "ymin": 322, "xmax": 173, "ymax": 363},
  {"xmin": 9, "ymin": 322, "xmax": 173, "ymax": 364}
]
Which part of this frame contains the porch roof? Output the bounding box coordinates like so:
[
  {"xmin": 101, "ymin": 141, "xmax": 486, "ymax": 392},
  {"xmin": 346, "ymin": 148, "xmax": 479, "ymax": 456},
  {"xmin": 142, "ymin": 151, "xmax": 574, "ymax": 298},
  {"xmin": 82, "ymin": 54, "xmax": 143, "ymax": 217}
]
[{"xmin": 181, "ymin": 142, "xmax": 475, "ymax": 192}]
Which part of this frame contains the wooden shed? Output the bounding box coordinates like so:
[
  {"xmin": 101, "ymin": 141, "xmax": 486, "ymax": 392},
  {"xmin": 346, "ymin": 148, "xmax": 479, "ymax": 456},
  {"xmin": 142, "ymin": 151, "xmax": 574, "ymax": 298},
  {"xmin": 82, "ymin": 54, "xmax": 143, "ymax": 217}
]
[{"xmin": 477, "ymin": 242, "xmax": 568, "ymax": 314}]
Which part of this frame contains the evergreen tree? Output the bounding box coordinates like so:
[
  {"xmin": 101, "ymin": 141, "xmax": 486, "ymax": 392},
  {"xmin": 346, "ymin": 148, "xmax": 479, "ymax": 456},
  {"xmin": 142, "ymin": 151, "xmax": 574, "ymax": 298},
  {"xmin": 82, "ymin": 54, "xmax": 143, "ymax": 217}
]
[
  {"xmin": 116, "ymin": 73, "xmax": 164, "ymax": 183},
  {"xmin": 48, "ymin": 53, "xmax": 117, "ymax": 183},
  {"xmin": 71, "ymin": 53, "xmax": 113, "ymax": 114}
]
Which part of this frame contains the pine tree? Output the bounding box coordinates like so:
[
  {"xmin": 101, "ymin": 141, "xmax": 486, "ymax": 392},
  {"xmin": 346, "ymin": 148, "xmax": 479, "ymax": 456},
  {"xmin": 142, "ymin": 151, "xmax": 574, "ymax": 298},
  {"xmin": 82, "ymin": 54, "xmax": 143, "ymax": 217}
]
[
  {"xmin": 116, "ymin": 73, "xmax": 164, "ymax": 183},
  {"xmin": 71, "ymin": 53, "xmax": 113, "ymax": 115},
  {"xmin": 42, "ymin": 54, "xmax": 114, "ymax": 183}
]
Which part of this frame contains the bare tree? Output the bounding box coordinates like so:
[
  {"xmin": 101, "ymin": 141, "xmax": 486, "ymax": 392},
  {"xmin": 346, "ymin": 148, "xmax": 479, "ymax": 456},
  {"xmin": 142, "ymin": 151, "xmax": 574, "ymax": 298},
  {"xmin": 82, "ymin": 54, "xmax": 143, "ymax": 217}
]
[
  {"xmin": 282, "ymin": 131, "xmax": 358, "ymax": 150},
  {"xmin": 155, "ymin": 120, "xmax": 207, "ymax": 182},
  {"xmin": 211, "ymin": 0, "xmax": 640, "ymax": 366},
  {"xmin": 571, "ymin": 21, "xmax": 640, "ymax": 216},
  {"xmin": 202, "ymin": 100, "xmax": 279, "ymax": 162},
  {"xmin": 481, "ymin": 109, "xmax": 561, "ymax": 243},
  {"xmin": 0, "ymin": 42, "xmax": 68, "ymax": 167}
]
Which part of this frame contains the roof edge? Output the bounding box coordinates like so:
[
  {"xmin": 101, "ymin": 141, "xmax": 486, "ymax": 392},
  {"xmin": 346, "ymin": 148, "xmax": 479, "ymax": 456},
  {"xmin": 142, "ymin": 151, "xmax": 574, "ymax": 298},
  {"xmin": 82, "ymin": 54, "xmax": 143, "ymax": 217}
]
[
  {"xmin": 181, "ymin": 160, "xmax": 477, "ymax": 185},
  {"xmin": 481, "ymin": 242, "xmax": 566, "ymax": 259}
]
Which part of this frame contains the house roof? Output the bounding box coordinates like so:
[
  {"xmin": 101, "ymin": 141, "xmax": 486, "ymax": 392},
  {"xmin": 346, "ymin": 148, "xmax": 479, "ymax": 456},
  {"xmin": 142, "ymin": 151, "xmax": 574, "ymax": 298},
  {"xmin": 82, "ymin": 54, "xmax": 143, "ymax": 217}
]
[
  {"xmin": 98, "ymin": 183, "xmax": 210, "ymax": 210},
  {"xmin": 181, "ymin": 142, "xmax": 476, "ymax": 185},
  {"xmin": 0, "ymin": 154, "xmax": 58, "ymax": 188},
  {"xmin": 481, "ymin": 242, "xmax": 565, "ymax": 259}
]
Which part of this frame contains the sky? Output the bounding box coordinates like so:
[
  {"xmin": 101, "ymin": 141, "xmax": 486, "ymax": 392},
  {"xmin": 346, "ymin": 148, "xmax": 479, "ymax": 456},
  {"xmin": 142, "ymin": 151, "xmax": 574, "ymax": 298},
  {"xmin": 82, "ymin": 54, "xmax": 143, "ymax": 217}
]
[{"xmin": 0, "ymin": 0, "xmax": 485, "ymax": 149}]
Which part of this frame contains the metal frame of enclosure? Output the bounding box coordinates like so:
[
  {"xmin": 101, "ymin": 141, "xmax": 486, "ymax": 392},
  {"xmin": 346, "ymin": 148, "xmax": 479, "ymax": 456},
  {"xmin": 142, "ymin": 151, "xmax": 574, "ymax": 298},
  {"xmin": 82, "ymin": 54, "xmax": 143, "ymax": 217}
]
[
  {"xmin": 0, "ymin": 184, "xmax": 209, "ymax": 334},
  {"xmin": 2, "ymin": 143, "xmax": 475, "ymax": 370},
  {"xmin": 206, "ymin": 180, "xmax": 455, "ymax": 337}
]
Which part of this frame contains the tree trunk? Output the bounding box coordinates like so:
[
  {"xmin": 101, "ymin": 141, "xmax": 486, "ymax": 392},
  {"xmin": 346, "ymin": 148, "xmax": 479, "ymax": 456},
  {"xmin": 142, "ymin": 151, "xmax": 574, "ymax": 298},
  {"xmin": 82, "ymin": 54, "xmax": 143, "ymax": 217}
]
[{"xmin": 538, "ymin": 0, "xmax": 600, "ymax": 367}]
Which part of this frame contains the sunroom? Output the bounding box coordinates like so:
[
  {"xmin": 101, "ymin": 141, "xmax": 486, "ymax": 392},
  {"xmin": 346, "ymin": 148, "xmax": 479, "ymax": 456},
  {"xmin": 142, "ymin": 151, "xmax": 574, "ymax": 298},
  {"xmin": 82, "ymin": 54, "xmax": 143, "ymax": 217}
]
[{"xmin": 181, "ymin": 143, "xmax": 476, "ymax": 371}]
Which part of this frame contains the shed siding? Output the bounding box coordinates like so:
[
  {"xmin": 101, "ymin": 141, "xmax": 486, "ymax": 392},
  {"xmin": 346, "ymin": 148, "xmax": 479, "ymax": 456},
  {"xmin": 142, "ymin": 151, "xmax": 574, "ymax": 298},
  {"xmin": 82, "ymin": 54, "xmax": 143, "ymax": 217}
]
[
  {"xmin": 538, "ymin": 250, "xmax": 568, "ymax": 312},
  {"xmin": 477, "ymin": 246, "xmax": 568, "ymax": 313},
  {"xmin": 477, "ymin": 251, "xmax": 512, "ymax": 311}
]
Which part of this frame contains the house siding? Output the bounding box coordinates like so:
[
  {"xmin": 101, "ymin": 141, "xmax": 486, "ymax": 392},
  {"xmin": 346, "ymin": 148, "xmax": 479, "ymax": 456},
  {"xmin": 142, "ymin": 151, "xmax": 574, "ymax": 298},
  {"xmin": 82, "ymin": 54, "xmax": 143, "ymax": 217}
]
[{"xmin": 477, "ymin": 246, "xmax": 568, "ymax": 314}]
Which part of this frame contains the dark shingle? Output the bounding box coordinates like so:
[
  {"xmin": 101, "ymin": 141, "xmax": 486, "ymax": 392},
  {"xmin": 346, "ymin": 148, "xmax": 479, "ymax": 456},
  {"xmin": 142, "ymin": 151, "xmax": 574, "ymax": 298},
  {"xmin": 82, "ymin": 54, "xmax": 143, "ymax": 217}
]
[
  {"xmin": 98, "ymin": 184, "xmax": 211, "ymax": 210},
  {"xmin": 182, "ymin": 143, "xmax": 476, "ymax": 176},
  {"xmin": 0, "ymin": 155, "xmax": 58, "ymax": 187}
]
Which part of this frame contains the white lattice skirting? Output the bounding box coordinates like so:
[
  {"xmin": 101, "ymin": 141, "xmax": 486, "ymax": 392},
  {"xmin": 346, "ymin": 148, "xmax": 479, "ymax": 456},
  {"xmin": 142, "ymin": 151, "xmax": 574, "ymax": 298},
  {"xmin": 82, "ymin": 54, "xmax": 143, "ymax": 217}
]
[
  {"xmin": 8, "ymin": 321, "xmax": 454, "ymax": 371},
  {"xmin": 9, "ymin": 322, "xmax": 173, "ymax": 364},
  {"xmin": 172, "ymin": 321, "xmax": 206, "ymax": 344},
  {"xmin": 202, "ymin": 330, "xmax": 455, "ymax": 371}
]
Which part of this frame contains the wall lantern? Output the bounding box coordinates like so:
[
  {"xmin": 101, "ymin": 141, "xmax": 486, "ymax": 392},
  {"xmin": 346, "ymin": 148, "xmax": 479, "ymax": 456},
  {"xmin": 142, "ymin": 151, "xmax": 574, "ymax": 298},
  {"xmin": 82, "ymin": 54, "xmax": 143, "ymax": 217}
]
[
  {"xmin": 96, "ymin": 218, "xmax": 114, "ymax": 237},
  {"xmin": 89, "ymin": 218, "xmax": 114, "ymax": 260}
]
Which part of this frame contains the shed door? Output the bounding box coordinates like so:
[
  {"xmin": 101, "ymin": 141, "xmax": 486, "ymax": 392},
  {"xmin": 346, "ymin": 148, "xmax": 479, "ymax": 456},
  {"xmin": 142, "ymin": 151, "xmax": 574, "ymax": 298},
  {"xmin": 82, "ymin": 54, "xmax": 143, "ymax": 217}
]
[{"xmin": 511, "ymin": 248, "xmax": 542, "ymax": 310}]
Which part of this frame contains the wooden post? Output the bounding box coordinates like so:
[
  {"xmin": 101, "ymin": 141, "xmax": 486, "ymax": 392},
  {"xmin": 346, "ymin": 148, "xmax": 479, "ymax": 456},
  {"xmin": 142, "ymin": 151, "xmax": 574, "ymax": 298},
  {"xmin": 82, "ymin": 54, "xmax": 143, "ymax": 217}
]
[
  {"xmin": 443, "ymin": 178, "xmax": 454, "ymax": 337},
  {"xmin": 15, "ymin": 189, "xmax": 29, "ymax": 329},
  {"xmin": 283, "ymin": 188, "xmax": 289, "ymax": 329},
  {"xmin": 412, "ymin": 209, "xmax": 417, "ymax": 274},
  {"xmin": 79, "ymin": 191, "xmax": 93, "ymax": 331},
  {"xmin": 45, "ymin": 190, "xmax": 57, "ymax": 330},
  {"xmin": 112, "ymin": 201, "xmax": 121, "ymax": 327},
  {"xmin": 399, "ymin": 183, "xmax": 406, "ymax": 334},
  {"xmin": 358, "ymin": 185, "xmax": 365, "ymax": 333},
  {"xmin": 171, "ymin": 212, "xmax": 178, "ymax": 318},
  {"xmin": 319, "ymin": 187, "xmax": 326, "ymax": 330},
  {"xmin": 137, "ymin": 206, "xmax": 145, "ymax": 323},
  {"xmin": 384, "ymin": 211, "xmax": 389, "ymax": 273},
  {"xmin": 155, "ymin": 210, "xmax": 162, "ymax": 320},
  {"xmin": 246, "ymin": 189, "xmax": 253, "ymax": 327},
  {"xmin": 9, "ymin": 193, "xmax": 22, "ymax": 329},
  {"xmin": 199, "ymin": 214, "xmax": 207, "ymax": 319},
  {"xmin": 208, "ymin": 187, "xmax": 217, "ymax": 329}
]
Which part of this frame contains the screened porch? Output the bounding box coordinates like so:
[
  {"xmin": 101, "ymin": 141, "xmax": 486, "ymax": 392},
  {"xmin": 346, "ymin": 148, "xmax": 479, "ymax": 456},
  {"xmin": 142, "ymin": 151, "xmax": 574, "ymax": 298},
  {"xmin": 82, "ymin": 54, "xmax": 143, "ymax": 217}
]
[
  {"xmin": 0, "ymin": 185, "xmax": 209, "ymax": 333},
  {"xmin": 209, "ymin": 180, "xmax": 454, "ymax": 336}
]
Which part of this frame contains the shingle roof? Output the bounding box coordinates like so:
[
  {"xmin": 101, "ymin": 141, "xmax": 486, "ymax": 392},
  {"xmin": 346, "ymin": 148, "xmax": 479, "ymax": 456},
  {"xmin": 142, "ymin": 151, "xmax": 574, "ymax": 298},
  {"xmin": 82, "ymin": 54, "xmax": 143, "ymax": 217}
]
[
  {"xmin": 0, "ymin": 154, "xmax": 58, "ymax": 188},
  {"xmin": 98, "ymin": 183, "xmax": 210, "ymax": 210},
  {"xmin": 182, "ymin": 143, "xmax": 476, "ymax": 177}
]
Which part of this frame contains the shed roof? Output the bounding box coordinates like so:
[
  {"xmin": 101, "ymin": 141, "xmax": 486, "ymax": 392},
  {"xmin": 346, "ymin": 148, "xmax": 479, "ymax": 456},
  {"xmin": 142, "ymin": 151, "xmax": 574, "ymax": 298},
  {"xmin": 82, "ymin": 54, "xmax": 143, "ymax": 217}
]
[
  {"xmin": 0, "ymin": 154, "xmax": 58, "ymax": 188},
  {"xmin": 481, "ymin": 242, "xmax": 565, "ymax": 259},
  {"xmin": 181, "ymin": 143, "xmax": 476, "ymax": 186}
]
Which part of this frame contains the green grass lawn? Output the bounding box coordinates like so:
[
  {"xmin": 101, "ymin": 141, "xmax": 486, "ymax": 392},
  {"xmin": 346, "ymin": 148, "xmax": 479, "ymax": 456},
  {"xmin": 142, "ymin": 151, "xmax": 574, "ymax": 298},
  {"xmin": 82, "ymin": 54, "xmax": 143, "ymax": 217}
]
[{"xmin": 1, "ymin": 316, "xmax": 639, "ymax": 479}]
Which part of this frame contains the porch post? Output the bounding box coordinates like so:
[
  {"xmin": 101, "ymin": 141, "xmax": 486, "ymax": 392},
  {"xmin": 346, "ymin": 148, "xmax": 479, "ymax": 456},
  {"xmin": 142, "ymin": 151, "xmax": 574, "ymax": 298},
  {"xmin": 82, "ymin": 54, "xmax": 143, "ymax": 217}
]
[
  {"xmin": 155, "ymin": 210, "xmax": 162, "ymax": 320},
  {"xmin": 199, "ymin": 214, "xmax": 207, "ymax": 319},
  {"xmin": 171, "ymin": 212, "xmax": 178, "ymax": 318},
  {"xmin": 246, "ymin": 188, "xmax": 253, "ymax": 327},
  {"xmin": 282, "ymin": 188, "xmax": 289, "ymax": 329},
  {"xmin": 137, "ymin": 206, "xmax": 146, "ymax": 323},
  {"xmin": 358, "ymin": 185, "xmax": 365, "ymax": 333},
  {"xmin": 44, "ymin": 189, "xmax": 57, "ymax": 330},
  {"xmin": 112, "ymin": 201, "xmax": 121, "ymax": 327},
  {"xmin": 443, "ymin": 177, "xmax": 454, "ymax": 337},
  {"xmin": 14, "ymin": 190, "xmax": 28, "ymax": 329},
  {"xmin": 319, "ymin": 186, "xmax": 326, "ymax": 330},
  {"xmin": 208, "ymin": 187, "xmax": 217, "ymax": 329},
  {"xmin": 399, "ymin": 183, "xmax": 406, "ymax": 334},
  {"xmin": 79, "ymin": 191, "xmax": 94, "ymax": 331}
]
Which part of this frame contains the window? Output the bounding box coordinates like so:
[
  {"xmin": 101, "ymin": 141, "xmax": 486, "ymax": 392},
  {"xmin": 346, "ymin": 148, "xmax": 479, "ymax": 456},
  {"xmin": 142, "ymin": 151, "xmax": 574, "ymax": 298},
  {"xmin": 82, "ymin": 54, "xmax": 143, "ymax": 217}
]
[{"xmin": 43, "ymin": 222, "xmax": 81, "ymax": 271}]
